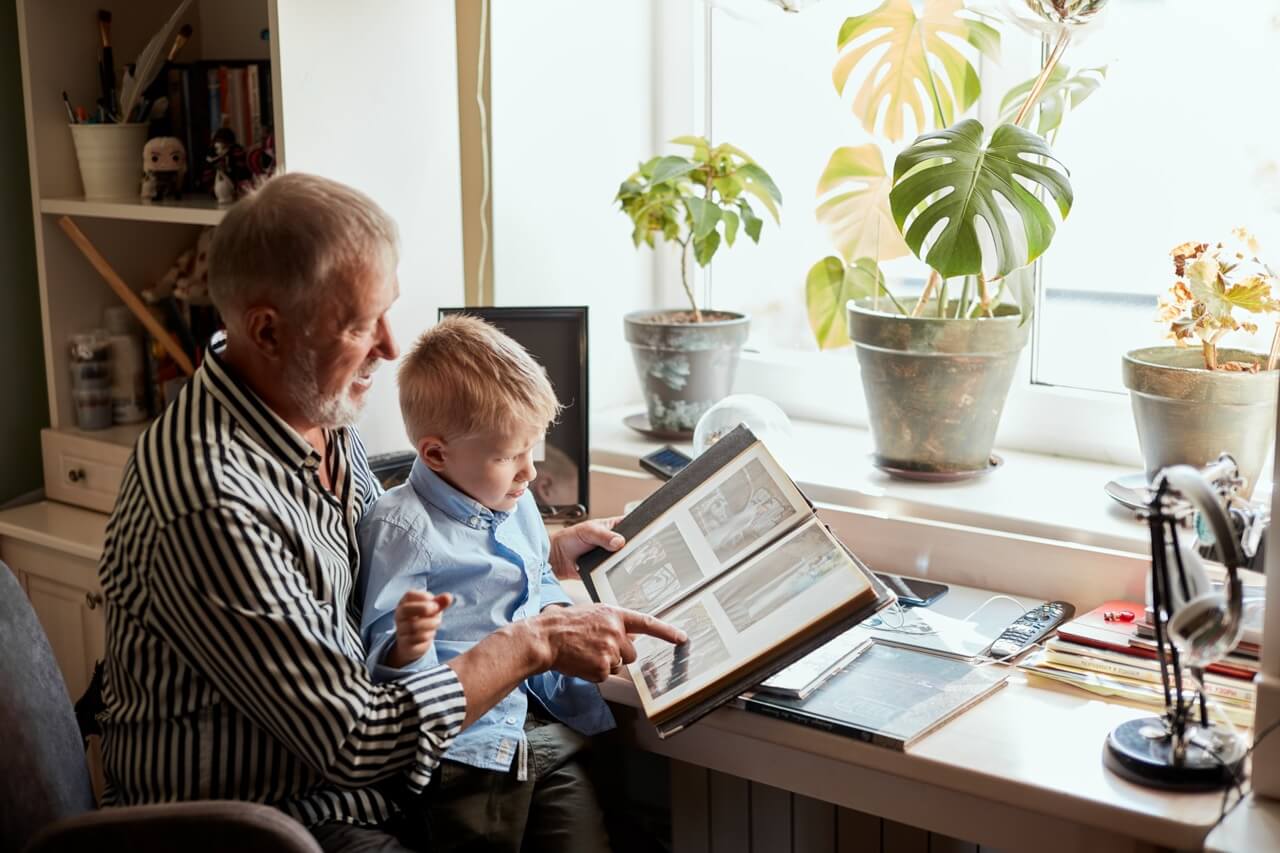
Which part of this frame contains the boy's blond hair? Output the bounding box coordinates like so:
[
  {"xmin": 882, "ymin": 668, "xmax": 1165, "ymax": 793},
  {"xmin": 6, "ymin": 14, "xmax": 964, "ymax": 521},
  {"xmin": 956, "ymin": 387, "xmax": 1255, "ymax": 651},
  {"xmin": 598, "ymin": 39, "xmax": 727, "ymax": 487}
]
[{"xmin": 399, "ymin": 315, "xmax": 562, "ymax": 445}]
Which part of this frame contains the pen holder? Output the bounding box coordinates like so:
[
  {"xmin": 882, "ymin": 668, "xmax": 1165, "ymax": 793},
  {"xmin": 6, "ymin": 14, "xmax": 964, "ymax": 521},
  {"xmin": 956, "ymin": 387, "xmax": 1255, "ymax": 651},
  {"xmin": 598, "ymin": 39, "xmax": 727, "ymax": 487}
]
[{"xmin": 69, "ymin": 122, "xmax": 148, "ymax": 199}]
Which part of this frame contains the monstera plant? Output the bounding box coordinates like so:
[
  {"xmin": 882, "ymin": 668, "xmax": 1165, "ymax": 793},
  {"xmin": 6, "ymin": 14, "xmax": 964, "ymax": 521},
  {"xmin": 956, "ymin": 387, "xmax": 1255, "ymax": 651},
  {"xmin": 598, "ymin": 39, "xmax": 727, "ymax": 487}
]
[{"xmin": 803, "ymin": 0, "xmax": 1107, "ymax": 477}]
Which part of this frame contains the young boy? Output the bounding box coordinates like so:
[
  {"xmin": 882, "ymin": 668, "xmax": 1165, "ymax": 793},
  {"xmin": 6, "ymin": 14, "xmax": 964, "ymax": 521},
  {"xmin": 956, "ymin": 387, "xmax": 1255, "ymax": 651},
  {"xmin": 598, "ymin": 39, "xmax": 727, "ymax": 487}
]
[{"xmin": 357, "ymin": 315, "xmax": 614, "ymax": 853}]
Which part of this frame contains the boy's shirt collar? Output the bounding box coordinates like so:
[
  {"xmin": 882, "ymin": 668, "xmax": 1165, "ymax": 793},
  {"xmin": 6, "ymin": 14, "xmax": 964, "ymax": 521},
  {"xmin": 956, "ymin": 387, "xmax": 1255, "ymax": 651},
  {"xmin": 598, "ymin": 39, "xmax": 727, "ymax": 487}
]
[{"xmin": 409, "ymin": 457, "xmax": 511, "ymax": 530}]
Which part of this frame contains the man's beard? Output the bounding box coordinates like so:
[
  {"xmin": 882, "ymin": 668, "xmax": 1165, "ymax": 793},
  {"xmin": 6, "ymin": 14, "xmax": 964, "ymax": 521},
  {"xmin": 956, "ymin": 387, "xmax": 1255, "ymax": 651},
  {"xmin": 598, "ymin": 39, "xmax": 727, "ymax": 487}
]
[{"xmin": 284, "ymin": 348, "xmax": 378, "ymax": 429}]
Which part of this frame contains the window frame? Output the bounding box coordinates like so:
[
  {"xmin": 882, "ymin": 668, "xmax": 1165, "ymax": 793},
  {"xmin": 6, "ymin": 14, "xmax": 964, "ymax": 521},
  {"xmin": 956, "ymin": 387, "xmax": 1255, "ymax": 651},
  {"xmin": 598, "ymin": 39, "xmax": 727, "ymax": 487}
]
[{"xmin": 666, "ymin": 3, "xmax": 1146, "ymax": 466}]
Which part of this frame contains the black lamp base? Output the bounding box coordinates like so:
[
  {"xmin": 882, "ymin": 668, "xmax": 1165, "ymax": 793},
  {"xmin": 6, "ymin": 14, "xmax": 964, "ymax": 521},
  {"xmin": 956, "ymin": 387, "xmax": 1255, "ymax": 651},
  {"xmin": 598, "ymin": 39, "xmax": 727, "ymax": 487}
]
[{"xmin": 1104, "ymin": 717, "xmax": 1247, "ymax": 791}]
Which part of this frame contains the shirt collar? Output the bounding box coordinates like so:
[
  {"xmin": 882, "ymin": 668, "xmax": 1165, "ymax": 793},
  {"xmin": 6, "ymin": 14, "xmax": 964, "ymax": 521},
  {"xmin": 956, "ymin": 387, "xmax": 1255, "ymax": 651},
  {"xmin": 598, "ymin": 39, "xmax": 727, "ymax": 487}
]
[
  {"xmin": 199, "ymin": 332, "xmax": 327, "ymax": 472},
  {"xmin": 409, "ymin": 457, "xmax": 511, "ymax": 530}
]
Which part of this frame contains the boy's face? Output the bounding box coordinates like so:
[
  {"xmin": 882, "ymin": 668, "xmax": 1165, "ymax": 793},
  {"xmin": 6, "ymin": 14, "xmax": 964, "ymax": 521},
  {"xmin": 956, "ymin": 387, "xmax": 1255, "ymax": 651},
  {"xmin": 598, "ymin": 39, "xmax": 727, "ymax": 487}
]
[{"xmin": 420, "ymin": 424, "xmax": 543, "ymax": 513}]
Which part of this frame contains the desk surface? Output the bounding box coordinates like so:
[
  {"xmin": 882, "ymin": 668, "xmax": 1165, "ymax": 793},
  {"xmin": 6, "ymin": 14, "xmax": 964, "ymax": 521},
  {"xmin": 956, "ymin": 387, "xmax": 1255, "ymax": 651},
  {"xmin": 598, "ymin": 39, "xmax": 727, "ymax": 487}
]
[{"xmin": 601, "ymin": 664, "xmax": 1237, "ymax": 851}]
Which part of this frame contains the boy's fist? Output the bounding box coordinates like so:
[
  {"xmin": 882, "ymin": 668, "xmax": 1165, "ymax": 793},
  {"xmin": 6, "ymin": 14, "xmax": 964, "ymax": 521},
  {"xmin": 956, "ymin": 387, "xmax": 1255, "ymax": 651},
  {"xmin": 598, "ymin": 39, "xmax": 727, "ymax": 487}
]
[{"xmin": 386, "ymin": 590, "xmax": 453, "ymax": 668}]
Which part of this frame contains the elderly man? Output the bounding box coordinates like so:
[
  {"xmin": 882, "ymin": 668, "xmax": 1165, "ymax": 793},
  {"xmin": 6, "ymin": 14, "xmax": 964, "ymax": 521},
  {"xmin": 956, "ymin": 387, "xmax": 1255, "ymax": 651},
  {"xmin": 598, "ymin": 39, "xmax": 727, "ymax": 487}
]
[{"xmin": 96, "ymin": 173, "xmax": 683, "ymax": 852}]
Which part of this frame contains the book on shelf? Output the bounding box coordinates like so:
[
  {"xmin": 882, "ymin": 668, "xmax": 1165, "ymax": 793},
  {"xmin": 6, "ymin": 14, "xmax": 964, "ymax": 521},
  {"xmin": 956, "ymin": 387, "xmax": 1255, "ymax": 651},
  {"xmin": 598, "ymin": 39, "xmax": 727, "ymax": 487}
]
[
  {"xmin": 739, "ymin": 643, "xmax": 1009, "ymax": 750},
  {"xmin": 577, "ymin": 425, "xmax": 894, "ymax": 738},
  {"xmin": 156, "ymin": 60, "xmax": 273, "ymax": 192}
]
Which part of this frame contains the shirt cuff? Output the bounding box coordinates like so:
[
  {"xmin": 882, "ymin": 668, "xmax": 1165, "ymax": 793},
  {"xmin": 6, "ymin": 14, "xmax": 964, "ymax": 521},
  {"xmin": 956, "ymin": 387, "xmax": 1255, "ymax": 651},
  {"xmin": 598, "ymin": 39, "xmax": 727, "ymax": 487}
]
[
  {"xmin": 400, "ymin": 663, "xmax": 466, "ymax": 794},
  {"xmin": 370, "ymin": 635, "xmax": 434, "ymax": 683},
  {"xmin": 540, "ymin": 579, "xmax": 573, "ymax": 609}
]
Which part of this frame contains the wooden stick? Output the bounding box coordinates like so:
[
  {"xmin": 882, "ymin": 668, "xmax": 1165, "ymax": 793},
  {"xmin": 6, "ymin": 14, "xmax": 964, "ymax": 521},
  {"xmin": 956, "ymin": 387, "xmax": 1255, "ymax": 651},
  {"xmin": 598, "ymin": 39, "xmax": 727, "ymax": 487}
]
[
  {"xmin": 977, "ymin": 272, "xmax": 993, "ymax": 317},
  {"xmin": 1013, "ymin": 30, "xmax": 1071, "ymax": 129},
  {"xmin": 1266, "ymin": 324, "xmax": 1280, "ymax": 371},
  {"xmin": 57, "ymin": 216, "xmax": 195, "ymax": 376},
  {"xmin": 912, "ymin": 269, "xmax": 941, "ymax": 317}
]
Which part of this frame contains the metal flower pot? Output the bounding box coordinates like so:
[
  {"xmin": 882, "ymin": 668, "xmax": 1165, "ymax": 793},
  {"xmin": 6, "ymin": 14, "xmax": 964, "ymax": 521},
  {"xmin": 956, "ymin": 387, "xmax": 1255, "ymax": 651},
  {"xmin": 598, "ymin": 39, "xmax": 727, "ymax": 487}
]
[
  {"xmin": 1122, "ymin": 346, "xmax": 1278, "ymax": 497},
  {"xmin": 847, "ymin": 300, "xmax": 1031, "ymax": 475},
  {"xmin": 624, "ymin": 310, "xmax": 750, "ymax": 433}
]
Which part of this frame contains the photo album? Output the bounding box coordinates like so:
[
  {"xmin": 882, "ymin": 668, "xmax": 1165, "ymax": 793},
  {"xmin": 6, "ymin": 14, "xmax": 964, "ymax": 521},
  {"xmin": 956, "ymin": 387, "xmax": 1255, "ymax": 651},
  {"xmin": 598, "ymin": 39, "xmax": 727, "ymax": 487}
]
[{"xmin": 578, "ymin": 425, "xmax": 893, "ymax": 737}]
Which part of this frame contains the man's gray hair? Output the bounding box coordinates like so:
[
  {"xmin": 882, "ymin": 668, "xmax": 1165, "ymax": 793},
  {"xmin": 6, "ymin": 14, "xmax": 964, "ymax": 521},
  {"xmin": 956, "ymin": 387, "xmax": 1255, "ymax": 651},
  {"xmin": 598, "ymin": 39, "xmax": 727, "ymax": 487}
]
[{"xmin": 208, "ymin": 173, "xmax": 400, "ymax": 327}]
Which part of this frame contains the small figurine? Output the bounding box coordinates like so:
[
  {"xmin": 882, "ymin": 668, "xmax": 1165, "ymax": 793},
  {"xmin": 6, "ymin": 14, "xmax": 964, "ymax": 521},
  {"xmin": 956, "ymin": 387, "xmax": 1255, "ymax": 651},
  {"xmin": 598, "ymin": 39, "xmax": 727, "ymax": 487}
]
[
  {"xmin": 203, "ymin": 127, "xmax": 254, "ymax": 204},
  {"xmin": 140, "ymin": 136, "xmax": 187, "ymax": 202},
  {"xmin": 145, "ymin": 227, "xmax": 214, "ymax": 306}
]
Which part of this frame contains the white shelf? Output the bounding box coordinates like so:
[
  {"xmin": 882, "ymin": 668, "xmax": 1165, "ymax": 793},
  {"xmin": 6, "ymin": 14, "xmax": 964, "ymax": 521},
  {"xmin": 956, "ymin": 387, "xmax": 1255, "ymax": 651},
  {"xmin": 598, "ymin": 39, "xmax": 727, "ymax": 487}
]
[{"xmin": 41, "ymin": 196, "xmax": 226, "ymax": 226}]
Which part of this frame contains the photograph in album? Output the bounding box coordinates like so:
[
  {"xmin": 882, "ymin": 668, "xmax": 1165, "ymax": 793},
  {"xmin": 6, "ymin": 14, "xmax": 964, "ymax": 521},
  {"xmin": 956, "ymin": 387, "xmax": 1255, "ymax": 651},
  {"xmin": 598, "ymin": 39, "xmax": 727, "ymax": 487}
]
[
  {"xmin": 606, "ymin": 522, "xmax": 700, "ymax": 615},
  {"xmin": 578, "ymin": 425, "xmax": 894, "ymax": 736}
]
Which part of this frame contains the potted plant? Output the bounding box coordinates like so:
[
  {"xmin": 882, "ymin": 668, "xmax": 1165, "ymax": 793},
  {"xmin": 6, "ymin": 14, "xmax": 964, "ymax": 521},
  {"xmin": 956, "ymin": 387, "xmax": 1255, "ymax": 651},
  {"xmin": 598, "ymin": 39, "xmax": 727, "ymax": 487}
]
[
  {"xmin": 1123, "ymin": 232, "xmax": 1280, "ymax": 496},
  {"xmin": 802, "ymin": 0, "xmax": 1106, "ymax": 477},
  {"xmin": 616, "ymin": 137, "xmax": 782, "ymax": 434}
]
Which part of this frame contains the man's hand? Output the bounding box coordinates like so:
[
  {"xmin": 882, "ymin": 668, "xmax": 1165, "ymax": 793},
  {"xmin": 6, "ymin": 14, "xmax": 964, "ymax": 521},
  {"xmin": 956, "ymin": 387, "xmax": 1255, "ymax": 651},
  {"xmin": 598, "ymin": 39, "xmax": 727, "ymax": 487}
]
[
  {"xmin": 548, "ymin": 517, "xmax": 625, "ymax": 580},
  {"xmin": 531, "ymin": 603, "xmax": 688, "ymax": 683},
  {"xmin": 386, "ymin": 590, "xmax": 453, "ymax": 669}
]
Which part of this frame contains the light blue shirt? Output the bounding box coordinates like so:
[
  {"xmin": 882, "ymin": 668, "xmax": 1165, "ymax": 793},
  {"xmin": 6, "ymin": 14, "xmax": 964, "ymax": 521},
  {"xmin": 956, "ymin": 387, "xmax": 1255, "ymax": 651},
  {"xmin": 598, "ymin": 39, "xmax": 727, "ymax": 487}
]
[{"xmin": 356, "ymin": 458, "xmax": 614, "ymax": 774}]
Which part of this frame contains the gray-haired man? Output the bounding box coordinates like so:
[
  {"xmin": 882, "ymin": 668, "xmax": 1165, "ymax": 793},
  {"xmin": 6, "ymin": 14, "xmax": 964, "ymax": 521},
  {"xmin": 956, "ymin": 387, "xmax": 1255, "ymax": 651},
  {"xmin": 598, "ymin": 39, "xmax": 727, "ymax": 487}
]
[{"xmin": 96, "ymin": 173, "xmax": 683, "ymax": 852}]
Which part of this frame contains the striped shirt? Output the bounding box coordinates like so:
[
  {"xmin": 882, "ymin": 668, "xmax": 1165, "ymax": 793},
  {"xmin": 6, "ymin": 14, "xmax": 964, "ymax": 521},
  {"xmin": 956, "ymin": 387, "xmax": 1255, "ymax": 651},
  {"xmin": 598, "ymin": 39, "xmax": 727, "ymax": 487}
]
[{"xmin": 97, "ymin": 344, "xmax": 467, "ymax": 827}]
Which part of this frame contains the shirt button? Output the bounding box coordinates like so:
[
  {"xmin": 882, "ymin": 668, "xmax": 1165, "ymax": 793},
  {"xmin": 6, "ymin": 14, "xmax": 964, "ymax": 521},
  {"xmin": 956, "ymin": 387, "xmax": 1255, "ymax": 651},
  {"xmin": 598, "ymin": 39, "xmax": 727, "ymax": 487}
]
[
  {"xmin": 505, "ymin": 716, "xmax": 518, "ymax": 725},
  {"xmin": 469, "ymin": 516, "xmax": 480, "ymax": 526}
]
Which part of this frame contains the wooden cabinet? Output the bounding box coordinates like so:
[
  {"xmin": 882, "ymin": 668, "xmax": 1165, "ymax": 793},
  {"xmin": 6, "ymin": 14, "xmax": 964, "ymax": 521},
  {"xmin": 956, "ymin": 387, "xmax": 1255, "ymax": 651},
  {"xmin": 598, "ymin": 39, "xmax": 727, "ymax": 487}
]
[{"xmin": 2, "ymin": 533, "xmax": 104, "ymax": 702}]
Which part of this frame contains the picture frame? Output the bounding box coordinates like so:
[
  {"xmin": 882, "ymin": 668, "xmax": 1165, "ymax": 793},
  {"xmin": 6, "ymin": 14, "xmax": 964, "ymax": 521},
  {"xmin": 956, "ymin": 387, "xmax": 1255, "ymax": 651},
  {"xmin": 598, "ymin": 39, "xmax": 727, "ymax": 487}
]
[{"xmin": 438, "ymin": 306, "xmax": 590, "ymax": 521}]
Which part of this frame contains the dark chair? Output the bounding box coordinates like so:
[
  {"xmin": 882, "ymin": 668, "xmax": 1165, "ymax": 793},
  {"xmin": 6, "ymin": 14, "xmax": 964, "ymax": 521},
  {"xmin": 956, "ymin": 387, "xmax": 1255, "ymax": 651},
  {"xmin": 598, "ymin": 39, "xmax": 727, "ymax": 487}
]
[{"xmin": 0, "ymin": 562, "xmax": 321, "ymax": 853}]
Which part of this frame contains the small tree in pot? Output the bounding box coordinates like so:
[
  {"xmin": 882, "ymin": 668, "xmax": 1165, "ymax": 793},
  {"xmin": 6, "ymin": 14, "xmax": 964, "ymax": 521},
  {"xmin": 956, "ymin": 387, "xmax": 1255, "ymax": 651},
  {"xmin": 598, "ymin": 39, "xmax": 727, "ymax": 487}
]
[
  {"xmin": 1123, "ymin": 231, "xmax": 1280, "ymax": 495},
  {"xmin": 801, "ymin": 0, "xmax": 1106, "ymax": 477},
  {"xmin": 617, "ymin": 137, "xmax": 782, "ymax": 433}
]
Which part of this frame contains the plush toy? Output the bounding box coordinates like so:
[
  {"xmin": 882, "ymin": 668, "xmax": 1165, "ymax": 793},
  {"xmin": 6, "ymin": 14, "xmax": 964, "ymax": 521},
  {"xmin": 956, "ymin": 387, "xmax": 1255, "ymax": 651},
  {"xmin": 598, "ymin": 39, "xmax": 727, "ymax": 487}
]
[{"xmin": 140, "ymin": 136, "xmax": 187, "ymax": 201}]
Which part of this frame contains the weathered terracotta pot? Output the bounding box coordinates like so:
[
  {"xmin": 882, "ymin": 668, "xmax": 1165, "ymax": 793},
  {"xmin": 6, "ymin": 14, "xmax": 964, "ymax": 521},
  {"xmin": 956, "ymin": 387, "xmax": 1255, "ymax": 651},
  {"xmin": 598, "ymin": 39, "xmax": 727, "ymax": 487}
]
[
  {"xmin": 624, "ymin": 310, "xmax": 749, "ymax": 433},
  {"xmin": 847, "ymin": 300, "xmax": 1030, "ymax": 475},
  {"xmin": 1122, "ymin": 346, "xmax": 1278, "ymax": 497}
]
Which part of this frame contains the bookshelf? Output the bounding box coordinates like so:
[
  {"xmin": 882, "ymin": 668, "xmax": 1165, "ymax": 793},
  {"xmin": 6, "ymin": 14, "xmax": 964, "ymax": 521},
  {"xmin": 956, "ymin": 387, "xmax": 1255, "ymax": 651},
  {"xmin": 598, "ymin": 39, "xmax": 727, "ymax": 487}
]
[{"xmin": 16, "ymin": 0, "xmax": 278, "ymax": 512}]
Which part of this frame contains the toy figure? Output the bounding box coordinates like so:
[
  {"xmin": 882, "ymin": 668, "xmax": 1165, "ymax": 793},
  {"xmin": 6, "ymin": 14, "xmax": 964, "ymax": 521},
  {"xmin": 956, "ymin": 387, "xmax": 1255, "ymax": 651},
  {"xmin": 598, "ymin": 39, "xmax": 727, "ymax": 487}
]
[
  {"xmin": 146, "ymin": 228, "xmax": 214, "ymax": 306},
  {"xmin": 202, "ymin": 127, "xmax": 253, "ymax": 205},
  {"xmin": 140, "ymin": 136, "xmax": 186, "ymax": 201}
]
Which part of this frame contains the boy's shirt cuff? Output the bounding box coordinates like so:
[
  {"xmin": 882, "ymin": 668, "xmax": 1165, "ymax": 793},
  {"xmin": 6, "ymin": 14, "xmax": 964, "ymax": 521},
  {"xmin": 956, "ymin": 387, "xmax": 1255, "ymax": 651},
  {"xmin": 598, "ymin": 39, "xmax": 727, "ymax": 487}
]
[{"xmin": 368, "ymin": 632, "xmax": 434, "ymax": 683}]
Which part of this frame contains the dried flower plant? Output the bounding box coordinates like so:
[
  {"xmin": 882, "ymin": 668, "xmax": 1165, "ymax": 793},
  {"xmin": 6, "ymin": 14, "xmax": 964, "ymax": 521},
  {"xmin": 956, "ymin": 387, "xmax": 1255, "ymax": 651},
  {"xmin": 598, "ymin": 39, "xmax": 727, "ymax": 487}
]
[{"xmin": 1157, "ymin": 228, "xmax": 1280, "ymax": 371}]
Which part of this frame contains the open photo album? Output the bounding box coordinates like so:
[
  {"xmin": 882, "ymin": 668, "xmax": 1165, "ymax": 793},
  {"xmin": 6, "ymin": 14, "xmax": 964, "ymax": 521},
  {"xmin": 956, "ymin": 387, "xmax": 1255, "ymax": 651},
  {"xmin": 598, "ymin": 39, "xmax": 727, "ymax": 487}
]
[{"xmin": 578, "ymin": 425, "xmax": 893, "ymax": 737}]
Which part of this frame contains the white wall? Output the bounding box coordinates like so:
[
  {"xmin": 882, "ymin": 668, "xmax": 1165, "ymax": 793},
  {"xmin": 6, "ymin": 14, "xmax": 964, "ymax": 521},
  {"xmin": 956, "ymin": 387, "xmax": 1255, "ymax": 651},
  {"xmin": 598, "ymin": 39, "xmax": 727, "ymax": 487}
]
[
  {"xmin": 490, "ymin": 0, "xmax": 669, "ymax": 412},
  {"xmin": 275, "ymin": 0, "xmax": 465, "ymax": 454}
]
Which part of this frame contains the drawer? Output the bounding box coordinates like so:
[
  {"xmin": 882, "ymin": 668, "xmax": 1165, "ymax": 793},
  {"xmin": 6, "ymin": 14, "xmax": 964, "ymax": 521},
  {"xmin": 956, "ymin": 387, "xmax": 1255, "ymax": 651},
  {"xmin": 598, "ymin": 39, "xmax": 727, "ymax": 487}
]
[{"xmin": 42, "ymin": 428, "xmax": 135, "ymax": 514}]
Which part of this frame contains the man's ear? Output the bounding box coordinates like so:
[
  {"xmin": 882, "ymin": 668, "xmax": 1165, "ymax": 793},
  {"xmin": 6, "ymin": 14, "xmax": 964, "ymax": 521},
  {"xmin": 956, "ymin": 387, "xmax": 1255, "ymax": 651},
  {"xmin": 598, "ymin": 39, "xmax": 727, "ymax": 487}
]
[
  {"xmin": 241, "ymin": 304, "xmax": 286, "ymax": 361},
  {"xmin": 418, "ymin": 436, "xmax": 448, "ymax": 472}
]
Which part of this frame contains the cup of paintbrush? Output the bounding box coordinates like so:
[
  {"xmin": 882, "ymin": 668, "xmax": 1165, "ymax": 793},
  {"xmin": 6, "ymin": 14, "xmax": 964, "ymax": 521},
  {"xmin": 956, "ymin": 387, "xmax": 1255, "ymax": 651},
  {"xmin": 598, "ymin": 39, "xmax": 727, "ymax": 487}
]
[{"xmin": 97, "ymin": 9, "xmax": 115, "ymax": 120}]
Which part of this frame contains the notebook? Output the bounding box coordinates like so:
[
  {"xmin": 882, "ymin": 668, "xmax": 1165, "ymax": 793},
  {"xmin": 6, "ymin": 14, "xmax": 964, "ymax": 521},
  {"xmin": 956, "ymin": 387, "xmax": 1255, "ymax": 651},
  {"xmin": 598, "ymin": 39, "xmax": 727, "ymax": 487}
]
[{"xmin": 740, "ymin": 642, "xmax": 1008, "ymax": 750}]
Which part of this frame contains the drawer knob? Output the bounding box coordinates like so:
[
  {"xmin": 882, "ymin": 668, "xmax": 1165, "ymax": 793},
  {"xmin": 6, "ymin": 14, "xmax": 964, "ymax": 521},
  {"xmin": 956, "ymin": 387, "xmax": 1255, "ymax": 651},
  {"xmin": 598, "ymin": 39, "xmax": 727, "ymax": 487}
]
[
  {"xmin": 85, "ymin": 592, "xmax": 104, "ymax": 610},
  {"xmin": 67, "ymin": 468, "xmax": 86, "ymax": 483}
]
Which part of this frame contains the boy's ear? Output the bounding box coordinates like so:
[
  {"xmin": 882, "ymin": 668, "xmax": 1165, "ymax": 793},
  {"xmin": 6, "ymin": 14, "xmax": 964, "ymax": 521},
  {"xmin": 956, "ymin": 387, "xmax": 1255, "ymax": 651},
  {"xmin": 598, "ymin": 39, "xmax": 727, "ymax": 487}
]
[{"xmin": 418, "ymin": 436, "xmax": 448, "ymax": 472}]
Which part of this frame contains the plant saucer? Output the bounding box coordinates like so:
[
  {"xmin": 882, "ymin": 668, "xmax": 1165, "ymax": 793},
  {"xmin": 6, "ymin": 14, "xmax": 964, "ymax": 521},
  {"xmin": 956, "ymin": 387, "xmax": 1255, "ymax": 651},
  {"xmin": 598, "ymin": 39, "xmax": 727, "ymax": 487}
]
[
  {"xmin": 1104, "ymin": 473, "xmax": 1153, "ymax": 512},
  {"xmin": 623, "ymin": 412, "xmax": 694, "ymax": 441},
  {"xmin": 871, "ymin": 454, "xmax": 1003, "ymax": 482}
]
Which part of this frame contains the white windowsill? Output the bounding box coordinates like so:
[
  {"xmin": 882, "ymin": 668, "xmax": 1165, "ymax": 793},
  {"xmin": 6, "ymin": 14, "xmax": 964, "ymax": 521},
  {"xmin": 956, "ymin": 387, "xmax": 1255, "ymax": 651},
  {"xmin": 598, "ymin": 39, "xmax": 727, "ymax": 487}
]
[{"xmin": 590, "ymin": 405, "xmax": 1270, "ymax": 556}]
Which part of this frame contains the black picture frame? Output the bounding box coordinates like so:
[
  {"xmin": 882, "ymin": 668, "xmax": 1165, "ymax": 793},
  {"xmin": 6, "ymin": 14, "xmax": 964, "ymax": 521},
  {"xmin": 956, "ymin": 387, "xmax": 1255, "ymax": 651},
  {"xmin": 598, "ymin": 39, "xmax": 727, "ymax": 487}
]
[{"xmin": 438, "ymin": 306, "xmax": 590, "ymax": 520}]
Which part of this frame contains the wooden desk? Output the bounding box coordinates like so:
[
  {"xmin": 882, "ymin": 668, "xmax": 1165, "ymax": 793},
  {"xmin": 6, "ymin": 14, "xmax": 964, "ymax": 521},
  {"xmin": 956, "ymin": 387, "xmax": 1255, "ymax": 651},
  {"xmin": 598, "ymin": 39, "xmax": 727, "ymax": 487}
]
[
  {"xmin": 599, "ymin": 665, "xmax": 1237, "ymax": 853},
  {"xmin": 1206, "ymin": 793, "xmax": 1280, "ymax": 852}
]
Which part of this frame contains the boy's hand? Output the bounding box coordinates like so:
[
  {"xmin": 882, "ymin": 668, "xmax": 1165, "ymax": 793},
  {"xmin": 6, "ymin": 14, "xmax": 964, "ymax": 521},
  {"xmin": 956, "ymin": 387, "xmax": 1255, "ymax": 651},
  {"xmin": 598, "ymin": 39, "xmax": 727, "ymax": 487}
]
[{"xmin": 386, "ymin": 590, "xmax": 453, "ymax": 668}]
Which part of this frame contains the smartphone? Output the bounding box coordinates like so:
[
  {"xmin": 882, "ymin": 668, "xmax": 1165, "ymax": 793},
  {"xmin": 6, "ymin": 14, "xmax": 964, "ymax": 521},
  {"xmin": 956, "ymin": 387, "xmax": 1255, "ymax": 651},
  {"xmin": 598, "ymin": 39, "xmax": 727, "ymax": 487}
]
[
  {"xmin": 874, "ymin": 572, "xmax": 949, "ymax": 608},
  {"xmin": 639, "ymin": 445, "xmax": 694, "ymax": 481}
]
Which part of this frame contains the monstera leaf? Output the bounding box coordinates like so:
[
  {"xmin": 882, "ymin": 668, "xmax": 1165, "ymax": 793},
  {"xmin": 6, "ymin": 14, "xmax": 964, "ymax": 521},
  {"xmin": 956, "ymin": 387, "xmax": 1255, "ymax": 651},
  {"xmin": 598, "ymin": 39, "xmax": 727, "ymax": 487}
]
[
  {"xmin": 889, "ymin": 119, "xmax": 1073, "ymax": 279},
  {"xmin": 833, "ymin": 0, "xmax": 1000, "ymax": 143},
  {"xmin": 806, "ymin": 256, "xmax": 902, "ymax": 349},
  {"xmin": 999, "ymin": 65, "xmax": 1106, "ymax": 138},
  {"xmin": 815, "ymin": 145, "xmax": 911, "ymax": 263}
]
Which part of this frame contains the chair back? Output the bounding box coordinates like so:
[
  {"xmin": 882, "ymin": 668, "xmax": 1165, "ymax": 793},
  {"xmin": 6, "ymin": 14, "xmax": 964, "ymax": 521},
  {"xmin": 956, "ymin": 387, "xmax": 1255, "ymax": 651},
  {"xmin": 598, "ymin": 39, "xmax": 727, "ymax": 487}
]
[{"xmin": 0, "ymin": 562, "xmax": 95, "ymax": 851}]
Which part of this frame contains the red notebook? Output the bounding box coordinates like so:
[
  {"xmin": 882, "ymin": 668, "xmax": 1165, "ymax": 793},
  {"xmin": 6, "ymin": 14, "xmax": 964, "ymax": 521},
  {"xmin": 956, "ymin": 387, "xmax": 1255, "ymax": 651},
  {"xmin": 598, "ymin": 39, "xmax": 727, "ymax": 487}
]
[{"xmin": 1057, "ymin": 600, "xmax": 1257, "ymax": 682}]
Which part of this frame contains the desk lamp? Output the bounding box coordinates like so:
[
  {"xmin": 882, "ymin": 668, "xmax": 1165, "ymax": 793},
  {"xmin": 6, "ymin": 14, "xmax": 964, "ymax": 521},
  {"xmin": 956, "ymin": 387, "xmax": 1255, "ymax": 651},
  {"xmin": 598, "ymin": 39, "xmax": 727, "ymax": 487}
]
[{"xmin": 1104, "ymin": 454, "xmax": 1249, "ymax": 790}]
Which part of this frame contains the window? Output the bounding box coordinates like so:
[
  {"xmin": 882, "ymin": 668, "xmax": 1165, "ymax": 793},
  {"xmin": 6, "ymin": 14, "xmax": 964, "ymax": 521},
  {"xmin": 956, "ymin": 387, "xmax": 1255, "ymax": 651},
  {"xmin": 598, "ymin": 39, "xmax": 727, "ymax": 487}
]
[{"xmin": 690, "ymin": 0, "xmax": 1280, "ymax": 459}]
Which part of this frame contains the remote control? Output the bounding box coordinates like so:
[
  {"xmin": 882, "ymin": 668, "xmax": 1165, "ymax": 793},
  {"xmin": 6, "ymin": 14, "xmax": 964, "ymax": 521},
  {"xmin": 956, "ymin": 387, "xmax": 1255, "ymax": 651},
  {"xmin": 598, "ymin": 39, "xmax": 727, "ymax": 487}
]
[{"xmin": 985, "ymin": 601, "xmax": 1076, "ymax": 661}]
